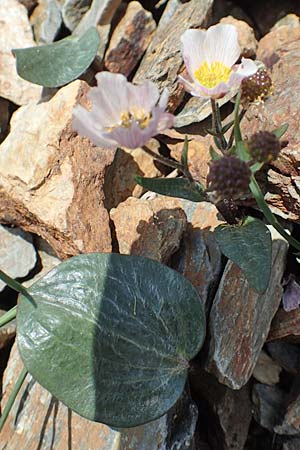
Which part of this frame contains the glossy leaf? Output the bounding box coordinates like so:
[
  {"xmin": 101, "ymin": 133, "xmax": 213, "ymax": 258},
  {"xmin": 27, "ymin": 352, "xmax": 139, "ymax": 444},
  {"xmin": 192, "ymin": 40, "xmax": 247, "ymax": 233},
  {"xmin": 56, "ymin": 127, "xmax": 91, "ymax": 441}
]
[
  {"xmin": 272, "ymin": 123, "xmax": 288, "ymax": 139},
  {"xmin": 17, "ymin": 253, "xmax": 205, "ymax": 427},
  {"xmin": 135, "ymin": 176, "xmax": 206, "ymax": 202},
  {"xmin": 215, "ymin": 217, "xmax": 272, "ymax": 293},
  {"xmin": 13, "ymin": 27, "xmax": 100, "ymax": 88}
]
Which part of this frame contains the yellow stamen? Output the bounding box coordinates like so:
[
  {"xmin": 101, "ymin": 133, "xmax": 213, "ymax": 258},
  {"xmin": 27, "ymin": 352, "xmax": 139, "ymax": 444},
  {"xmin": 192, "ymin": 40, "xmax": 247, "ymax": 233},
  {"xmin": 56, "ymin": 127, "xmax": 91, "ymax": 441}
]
[
  {"xmin": 194, "ymin": 61, "xmax": 232, "ymax": 88},
  {"xmin": 106, "ymin": 108, "xmax": 152, "ymax": 132}
]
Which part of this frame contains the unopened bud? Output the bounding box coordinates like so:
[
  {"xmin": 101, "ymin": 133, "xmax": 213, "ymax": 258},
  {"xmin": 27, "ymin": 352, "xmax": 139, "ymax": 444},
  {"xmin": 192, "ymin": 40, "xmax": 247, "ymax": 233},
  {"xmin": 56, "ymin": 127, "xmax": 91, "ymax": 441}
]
[
  {"xmin": 207, "ymin": 156, "xmax": 251, "ymax": 201},
  {"xmin": 247, "ymin": 131, "xmax": 281, "ymax": 163},
  {"xmin": 241, "ymin": 69, "xmax": 273, "ymax": 105}
]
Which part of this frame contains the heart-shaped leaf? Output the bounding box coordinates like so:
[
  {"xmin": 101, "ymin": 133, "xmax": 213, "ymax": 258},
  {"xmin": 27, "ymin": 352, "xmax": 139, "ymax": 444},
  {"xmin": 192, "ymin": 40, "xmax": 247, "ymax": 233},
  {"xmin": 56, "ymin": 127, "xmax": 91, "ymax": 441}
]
[
  {"xmin": 135, "ymin": 176, "xmax": 206, "ymax": 202},
  {"xmin": 17, "ymin": 253, "xmax": 205, "ymax": 427},
  {"xmin": 215, "ymin": 217, "xmax": 272, "ymax": 293},
  {"xmin": 13, "ymin": 27, "xmax": 100, "ymax": 88}
]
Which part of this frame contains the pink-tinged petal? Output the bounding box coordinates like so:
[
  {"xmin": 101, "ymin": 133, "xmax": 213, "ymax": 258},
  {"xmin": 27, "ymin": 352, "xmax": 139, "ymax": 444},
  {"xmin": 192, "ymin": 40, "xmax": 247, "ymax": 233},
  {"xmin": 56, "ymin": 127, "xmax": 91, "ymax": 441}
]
[
  {"xmin": 204, "ymin": 24, "xmax": 240, "ymax": 67},
  {"xmin": 106, "ymin": 123, "xmax": 147, "ymax": 149},
  {"xmin": 128, "ymin": 80, "xmax": 160, "ymax": 113},
  {"xmin": 229, "ymin": 58, "xmax": 258, "ymax": 85},
  {"xmin": 73, "ymin": 105, "xmax": 118, "ymax": 148},
  {"xmin": 157, "ymin": 112, "xmax": 175, "ymax": 132},
  {"xmin": 178, "ymin": 75, "xmax": 219, "ymax": 98},
  {"xmin": 181, "ymin": 29, "xmax": 207, "ymax": 77},
  {"xmin": 282, "ymin": 277, "xmax": 300, "ymax": 312},
  {"xmin": 90, "ymin": 72, "xmax": 130, "ymax": 124}
]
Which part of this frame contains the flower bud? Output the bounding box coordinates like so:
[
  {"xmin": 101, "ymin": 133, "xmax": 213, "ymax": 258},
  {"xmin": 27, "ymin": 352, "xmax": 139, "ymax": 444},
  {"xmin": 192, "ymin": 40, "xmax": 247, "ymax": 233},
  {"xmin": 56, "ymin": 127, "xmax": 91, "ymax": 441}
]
[
  {"xmin": 247, "ymin": 131, "xmax": 281, "ymax": 163},
  {"xmin": 207, "ymin": 156, "xmax": 251, "ymax": 201},
  {"xmin": 241, "ymin": 68, "xmax": 273, "ymax": 105}
]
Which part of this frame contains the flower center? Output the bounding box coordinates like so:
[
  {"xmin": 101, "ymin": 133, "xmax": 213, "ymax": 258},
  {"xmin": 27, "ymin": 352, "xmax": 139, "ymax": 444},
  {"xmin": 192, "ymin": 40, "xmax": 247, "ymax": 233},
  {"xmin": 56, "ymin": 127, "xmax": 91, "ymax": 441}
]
[
  {"xmin": 194, "ymin": 61, "xmax": 232, "ymax": 88},
  {"xmin": 120, "ymin": 108, "xmax": 151, "ymax": 130}
]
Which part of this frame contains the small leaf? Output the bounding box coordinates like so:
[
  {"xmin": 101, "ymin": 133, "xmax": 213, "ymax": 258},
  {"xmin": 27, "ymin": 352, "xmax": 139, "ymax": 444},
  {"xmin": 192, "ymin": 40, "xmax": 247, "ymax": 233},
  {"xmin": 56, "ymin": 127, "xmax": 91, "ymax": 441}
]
[
  {"xmin": 221, "ymin": 120, "xmax": 234, "ymax": 134},
  {"xmin": 13, "ymin": 27, "xmax": 100, "ymax": 88},
  {"xmin": 181, "ymin": 136, "xmax": 189, "ymax": 168},
  {"xmin": 135, "ymin": 176, "xmax": 206, "ymax": 202},
  {"xmin": 215, "ymin": 217, "xmax": 272, "ymax": 293},
  {"xmin": 272, "ymin": 124, "xmax": 288, "ymax": 139},
  {"xmin": 236, "ymin": 141, "xmax": 251, "ymax": 161},
  {"xmin": 209, "ymin": 146, "xmax": 222, "ymax": 161},
  {"xmin": 250, "ymin": 161, "xmax": 264, "ymax": 173},
  {"xmin": 17, "ymin": 253, "xmax": 206, "ymax": 428}
]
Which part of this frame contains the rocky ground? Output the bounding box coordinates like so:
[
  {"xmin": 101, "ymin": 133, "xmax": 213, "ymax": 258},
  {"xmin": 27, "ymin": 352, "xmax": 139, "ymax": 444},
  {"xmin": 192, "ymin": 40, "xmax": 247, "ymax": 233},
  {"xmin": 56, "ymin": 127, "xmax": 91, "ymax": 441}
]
[{"xmin": 1, "ymin": 0, "xmax": 300, "ymax": 449}]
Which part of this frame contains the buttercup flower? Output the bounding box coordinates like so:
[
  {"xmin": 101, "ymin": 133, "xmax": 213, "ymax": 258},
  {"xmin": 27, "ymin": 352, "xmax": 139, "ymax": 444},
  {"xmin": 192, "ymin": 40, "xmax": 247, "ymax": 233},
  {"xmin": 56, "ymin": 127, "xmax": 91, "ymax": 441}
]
[
  {"xmin": 179, "ymin": 24, "xmax": 258, "ymax": 99},
  {"xmin": 73, "ymin": 72, "xmax": 174, "ymax": 149}
]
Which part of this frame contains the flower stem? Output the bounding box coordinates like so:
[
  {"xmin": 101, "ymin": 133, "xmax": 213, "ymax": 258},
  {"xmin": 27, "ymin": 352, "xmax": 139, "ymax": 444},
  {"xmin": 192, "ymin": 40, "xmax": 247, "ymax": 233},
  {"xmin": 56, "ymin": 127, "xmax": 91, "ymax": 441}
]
[
  {"xmin": 210, "ymin": 98, "xmax": 227, "ymax": 151},
  {"xmin": 0, "ymin": 269, "xmax": 36, "ymax": 306},
  {"xmin": 250, "ymin": 175, "xmax": 300, "ymax": 251},
  {"xmin": 0, "ymin": 366, "xmax": 28, "ymax": 432},
  {"xmin": 0, "ymin": 306, "xmax": 17, "ymax": 327},
  {"xmin": 142, "ymin": 145, "xmax": 194, "ymax": 182}
]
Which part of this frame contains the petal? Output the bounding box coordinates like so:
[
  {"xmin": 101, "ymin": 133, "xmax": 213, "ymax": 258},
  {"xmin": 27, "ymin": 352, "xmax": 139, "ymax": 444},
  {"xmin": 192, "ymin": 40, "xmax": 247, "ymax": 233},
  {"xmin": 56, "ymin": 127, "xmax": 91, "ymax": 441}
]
[
  {"xmin": 90, "ymin": 72, "xmax": 130, "ymax": 125},
  {"xmin": 181, "ymin": 29, "xmax": 207, "ymax": 76},
  {"xmin": 107, "ymin": 123, "xmax": 147, "ymax": 149},
  {"xmin": 158, "ymin": 88, "xmax": 169, "ymax": 110},
  {"xmin": 73, "ymin": 105, "xmax": 117, "ymax": 148},
  {"xmin": 229, "ymin": 58, "xmax": 258, "ymax": 84},
  {"xmin": 157, "ymin": 112, "xmax": 175, "ymax": 132},
  {"xmin": 178, "ymin": 75, "xmax": 212, "ymax": 98},
  {"xmin": 128, "ymin": 80, "xmax": 160, "ymax": 113},
  {"xmin": 204, "ymin": 24, "xmax": 240, "ymax": 67},
  {"xmin": 282, "ymin": 278, "xmax": 300, "ymax": 312}
]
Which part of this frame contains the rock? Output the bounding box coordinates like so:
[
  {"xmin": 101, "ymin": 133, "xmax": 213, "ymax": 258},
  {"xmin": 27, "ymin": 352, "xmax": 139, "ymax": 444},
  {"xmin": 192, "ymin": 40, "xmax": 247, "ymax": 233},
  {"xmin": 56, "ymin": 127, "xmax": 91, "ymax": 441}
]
[
  {"xmin": 275, "ymin": 386, "xmax": 300, "ymax": 435},
  {"xmin": 30, "ymin": 0, "xmax": 62, "ymax": 43},
  {"xmin": 206, "ymin": 227, "xmax": 288, "ymax": 389},
  {"xmin": 241, "ymin": 32, "xmax": 300, "ymax": 223},
  {"xmin": 252, "ymin": 349, "xmax": 281, "ymax": 385},
  {"xmin": 172, "ymin": 201, "xmax": 223, "ymax": 307},
  {"xmin": 282, "ymin": 437, "xmax": 300, "ymax": 450},
  {"xmin": 191, "ymin": 369, "xmax": 252, "ymax": 450},
  {"xmin": 60, "ymin": 0, "xmax": 93, "ymax": 31},
  {"xmin": 105, "ymin": 1, "xmax": 156, "ymax": 77},
  {"xmin": 0, "ymin": 0, "xmax": 42, "ymax": 105},
  {"xmin": 105, "ymin": 144, "xmax": 163, "ymax": 209},
  {"xmin": 252, "ymin": 383, "xmax": 285, "ymax": 433},
  {"xmin": 110, "ymin": 196, "xmax": 187, "ymax": 262},
  {"xmin": 0, "ymin": 98, "xmax": 11, "ymax": 143},
  {"xmin": 0, "ymin": 310, "xmax": 16, "ymax": 350},
  {"xmin": 0, "ymin": 342, "xmax": 197, "ymax": 449},
  {"xmin": 74, "ymin": 0, "xmax": 122, "ymax": 36},
  {"xmin": 134, "ymin": 0, "xmax": 213, "ymax": 111},
  {"xmin": 220, "ymin": 16, "xmax": 258, "ymax": 58},
  {"xmin": 0, "ymin": 225, "xmax": 37, "ymax": 291},
  {"xmin": 0, "ymin": 80, "xmax": 114, "ymax": 259},
  {"xmin": 18, "ymin": 0, "xmax": 38, "ymax": 14},
  {"xmin": 267, "ymin": 308, "xmax": 300, "ymax": 343},
  {"xmin": 267, "ymin": 341, "xmax": 300, "ymax": 374}
]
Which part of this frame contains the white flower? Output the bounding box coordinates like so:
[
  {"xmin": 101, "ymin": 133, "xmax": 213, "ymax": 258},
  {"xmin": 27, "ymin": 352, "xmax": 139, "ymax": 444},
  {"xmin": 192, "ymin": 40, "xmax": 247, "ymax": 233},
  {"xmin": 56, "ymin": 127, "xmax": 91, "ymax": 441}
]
[
  {"xmin": 72, "ymin": 72, "xmax": 174, "ymax": 149},
  {"xmin": 179, "ymin": 24, "xmax": 258, "ymax": 99}
]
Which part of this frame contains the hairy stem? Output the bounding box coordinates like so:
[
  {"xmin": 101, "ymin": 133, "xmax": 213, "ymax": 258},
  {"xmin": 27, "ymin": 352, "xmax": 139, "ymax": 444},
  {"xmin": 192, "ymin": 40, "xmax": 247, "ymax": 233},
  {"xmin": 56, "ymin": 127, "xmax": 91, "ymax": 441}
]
[{"xmin": 211, "ymin": 98, "xmax": 227, "ymax": 151}]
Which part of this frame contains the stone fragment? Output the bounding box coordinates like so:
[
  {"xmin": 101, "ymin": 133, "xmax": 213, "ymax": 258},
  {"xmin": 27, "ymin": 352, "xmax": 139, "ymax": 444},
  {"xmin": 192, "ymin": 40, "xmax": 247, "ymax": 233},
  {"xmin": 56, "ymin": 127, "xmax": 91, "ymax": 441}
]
[
  {"xmin": 0, "ymin": 225, "xmax": 36, "ymax": 291},
  {"xmin": 110, "ymin": 196, "xmax": 187, "ymax": 262},
  {"xmin": 0, "ymin": 98, "xmax": 11, "ymax": 143},
  {"xmin": 74, "ymin": 0, "xmax": 121, "ymax": 36},
  {"xmin": 105, "ymin": 1, "xmax": 156, "ymax": 77},
  {"xmin": 0, "ymin": 311, "xmax": 16, "ymax": 350},
  {"xmin": 105, "ymin": 143, "xmax": 163, "ymax": 209},
  {"xmin": 252, "ymin": 349, "xmax": 281, "ymax": 385},
  {"xmin": 0, "ymin": 0, "xmax": 42, "ymax": 105},
  {"xmin": 267, "ymin": 341, "xmax": 300, "ymax": 374},
  {"xmin": 282, "ymin": 437, "xmax": 300, "ymax": 450},
  {"xmin": 267, "ymin": 308, "xmax": 300, "ymax": 343},
  {"xmin": 18, "ymin": 0, "xmax": 38, "ymax": 14},
  {"xmin": 241, "ymin": 32, "xmax": 300, "ymax": 223},
  {"xmin": 252, "ymin": 383, "xmax": 285, "ymax": 432},
  {"xmin": 0, "ymin": 80, "xmax": 114, "ymax": 259},
  {"xmin": 60, "ymin": 0, "xmax": 93, "ymax": 31},
  {"xmin": 191, "ymin": 368, "xmax": 252, "ymax": 450},
  {"xmin": 0, "ymin": 343, "xmax": 197, "ymax": 449},
  {"xmin": 134, "ymin": 0, "xmax": 213, "ymax": 111},
  {"xmin": 220, "ymin": 16, "xmax": 258, "ymax": 58},
  {"xmin": 206, "ymin": 227, "xmax": 288, "ymax": 389},
  {"xmin": 30, "ymin": 0, "xmax": 62, "ymax": 43},
  {"xmin": 275, "ymin": 387, "xmax": 300, "ymax": 435},
  {"xmin": 173, "ymin": 201, "xmax": 223, "ymax": 307}
]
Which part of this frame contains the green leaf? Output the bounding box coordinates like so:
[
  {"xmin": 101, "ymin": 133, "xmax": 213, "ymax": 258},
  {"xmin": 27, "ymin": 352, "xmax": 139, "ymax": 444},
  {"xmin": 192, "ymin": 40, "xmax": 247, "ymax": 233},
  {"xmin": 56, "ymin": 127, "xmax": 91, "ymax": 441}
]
[
  {"xmin": 209, "ymin": 146, "xmax": 222, "ymax": 161},
  {"xmin": 13, "ymin": 27, "xmax": 100, "ymax": 88},
  {"xmin": 221, "ymin": 120, "xmax": 234, "ymax": 134},
  {"xmin": 215, "ymin": 217, "xmax": 272, "ymax": 293},
  {"xmin": 181, "ymin": 136, "xmax": 189, "ymax": 168},
  {"xmin": 272, "ymin": 123, "xmax": 288, "ymax": 139},
  {"xmin": 17, "ymin": 253, "xmax": 206, "ymax": 428},
  {"xmin": 250, "ymin": 161, "xmax": 264, "ymax": 173},
  {"xmin": 135, "ymin": 176, "xmax": 206, "ymax": 202},
  {"xmin": 236, "ymin": 141, "xmax": 251, "ymax": 162}
]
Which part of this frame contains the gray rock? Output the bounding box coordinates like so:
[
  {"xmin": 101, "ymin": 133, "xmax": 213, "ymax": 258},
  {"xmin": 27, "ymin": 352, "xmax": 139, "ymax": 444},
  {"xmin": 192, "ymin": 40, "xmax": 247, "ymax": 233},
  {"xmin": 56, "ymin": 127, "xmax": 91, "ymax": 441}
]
[
  {"xmin": 252, "ymin": 383, "xmax": 285, "ymax": 432},
  {"xmin": 206, "ymin": 227, "xmax": 288, "ymax": 389},
  {"xmin": 60, "ymin": 0, "xmax": 92, "ymax": 31},
  {"xmin": 30, "ymin": 0, "xmax": 62, "ymax": 44},
  {"xmin": 0, "ymin": 310, "xmax": 16, "ymax": 350},
  {"xmin": 0, "ymin": 225, "xmax": 36, "ymax": 292},
  {"xmin": 267, "ymin": 341, "xmax": 300, "ymax": 374}
]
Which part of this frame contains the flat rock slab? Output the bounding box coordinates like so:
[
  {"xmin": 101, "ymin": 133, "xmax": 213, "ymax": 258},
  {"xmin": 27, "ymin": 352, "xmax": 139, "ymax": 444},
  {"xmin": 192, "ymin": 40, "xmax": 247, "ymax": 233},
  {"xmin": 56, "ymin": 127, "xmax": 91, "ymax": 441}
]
[
  {"xmin": 134, "ymin": 0, "xmax": 213, "ymax": 111},
  {"xmin": 241, "ymin": 28, "xmax": 300, "ymax": 223},
  {"xmin": 0, "ymin": 225, "xmax": 36, "ymax": 291},
  {"xmin": 267, "ymin": 307, "xmax": 300, "ymax": 343},
  {"xmin": 206, "ymin": 227, "xmax": 288, "ymax": 389},
  {"xmin": 0, "ymin": 80, "xmax": 114, "ymax": 258},
  {"xmin": 0, "ymin": 0, "xmax": 42, "ymax": 105}
]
